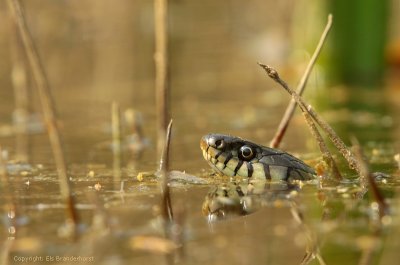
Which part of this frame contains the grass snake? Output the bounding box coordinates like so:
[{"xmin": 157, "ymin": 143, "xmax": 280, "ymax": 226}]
[{"xmin": 200, "ymin": 134, "xmax": 315, "ymax": 181}]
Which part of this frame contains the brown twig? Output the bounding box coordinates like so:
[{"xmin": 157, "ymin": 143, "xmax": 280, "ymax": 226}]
[
  {"xmin": 160, "ymin": 119, "xmax": 173, "ymax": 221},
  {"xmin": 154, "ymin": 0, "xmax": 170, "ymax": 162},
  {"xmin": 302, "ymin": 113, "xmax": 342, "ymax": 181},
  {"xmin": 258, "ymin": 62, "xmax": 341, "ymax": 180},
  {"xmin": 352, "ymin": 139, "xmax": 389, "ymax": 219},
  {"xmin": 7, "ymin": 0, "xmax": 78, "ymax": 228},
  {"xmin": 111, "ymin": 102, "xmax": 122, "ymax": 190},
  {"xmin": 258, "ymin": 63, "xmax": 362, "ymax": 176},
  {"xmin": 270, "ymin": 14, "xmax": 333, "ymax": 149}
]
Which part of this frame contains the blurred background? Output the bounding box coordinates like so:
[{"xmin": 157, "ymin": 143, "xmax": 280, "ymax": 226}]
[
  {"xmin": 1, "ymin": 2, "xmax": 400, "ymax": 264},
  {"xmin": 0, "ymin": 0, "xmax": 399, "ymax": 172}
]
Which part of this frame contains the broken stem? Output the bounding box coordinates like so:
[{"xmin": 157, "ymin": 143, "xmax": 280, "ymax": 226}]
[
  {"xmin": 160, "ymin": 119, "xmax": 173, "ymax": 222},
  {"xmin": 7, "ymin": 0, "xmax": 78, "ymax": 228},
  {"xmin": 270, "ymin": 14, "xmax": 333, "ymax": 149},
  {"xmin": 258, "ymin": 63, "xmax": 362, "ymax": 176},
  {"xmin": 352, "ymin": 140, "xmax": 389, "ymax": 219}
]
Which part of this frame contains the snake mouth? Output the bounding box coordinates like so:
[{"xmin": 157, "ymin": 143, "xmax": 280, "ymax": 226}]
[
  {"xmin": 200, "ymin": 135, "xmax": 224, "ymax": 174},
  {"xmin": 200, "ymin": 134, "xmax": 245, "ymax": 177},
  {"xmin": 200, "ymin": 136, "xmax": 217, "ymax": 165},
  {"xmin": 200, "ymin": 136, "xmax": 208, "ymax": 153}
]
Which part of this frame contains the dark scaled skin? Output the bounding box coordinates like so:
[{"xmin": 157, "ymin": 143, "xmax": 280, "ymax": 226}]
[{"xmin": 200, "ymin": 134, "xmax": 315, "ymax": 181}]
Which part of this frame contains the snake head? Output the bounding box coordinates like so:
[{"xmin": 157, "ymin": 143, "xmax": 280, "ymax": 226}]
[
  {"xmin": 200, "ymin": 134, "xmax": 315, "ymax": 181},
  {"xmin": 200, "ymin": 134, "xmax": 260, "ymax": 178}
]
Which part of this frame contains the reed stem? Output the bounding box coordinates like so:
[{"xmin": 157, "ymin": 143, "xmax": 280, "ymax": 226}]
[
  {"xmin": 7, "ymin": 0, "xmax": 78, "ymax": 228},
  {"xmin": 302, "ymin": 112, "xmax": 342, "ymax": 181},
  {"xmin": 259, "ymin": 63, "xmax": 342, "ymax": 180},
  {"xmin": 112, "ymin": 102, "xmax": 122, "ymax": 189},
  {"xmin": 160, "ymin": 119, "xmax": 173, "ymax": 221},
  {"xmin": 270, "ymin": 14, "xmax": 333, "ymax": 149},
  {"xmin": 154, "ymin": 0, "xmax": 170, "ymax": 162},
  {"xmin": 259, "ymin": 63, "xmax": 362, "ymax": 176}
]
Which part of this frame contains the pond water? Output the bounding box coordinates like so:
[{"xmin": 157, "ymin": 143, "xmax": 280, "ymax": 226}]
[
  {"xmin": 1, "ymin": 82, "xmax": 399, "ymax": 265},
  {"xmin": 1, "ymin": 1, "xmax": 400, "ymax": 264}
]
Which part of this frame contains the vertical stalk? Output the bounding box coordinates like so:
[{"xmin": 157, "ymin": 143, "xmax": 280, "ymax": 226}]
[
  {"xmin": 112, "ymin": 102, "xmax": 122, "ymax": 190},
  {"xmin": 154, "ymin": 0, "xmax": 170, "ymax": 163},
  {"xmin": 270, "ymin": 14, "xmax": 333, "ymax": 149},
  {"xmin": 6, "ymin": 0, "xmax": 78, "ymax": 228}
]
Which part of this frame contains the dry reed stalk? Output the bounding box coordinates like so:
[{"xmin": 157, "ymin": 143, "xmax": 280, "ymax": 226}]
[
  {"xmin": 258, "ymin": 62, "xmax": 342, "ymax": 180},
  {"xmin": 6, "ymin": 0, "xmax": 78, "ymax": 227},
  {"xmin": 258, "ymin": 63, "xmax": 362, "ymax": 176},
  {"xmin": 111, "ymin": 102, "xmax": 122, "ymax": 189},
  {"xmin": 270, "ymin": 14, "xmax": 333, "ymax": 149},
  {"xmin": 160, "ymin": 119, "xmax": 173, "ymax": 222},
  {"xmin": 154, "ymin": 0, "xmax": 170, "ymax": 162},
  {"xmin": 10, "ymin": 27, "xmax": 29, "ymax": 163},
  {"xmin": 302, "ymin": 113, "xmax": 342, "ymax": 181},
  {"xmin": 352, "ymin": 140, "xmax": 389, "ymax": 219}
]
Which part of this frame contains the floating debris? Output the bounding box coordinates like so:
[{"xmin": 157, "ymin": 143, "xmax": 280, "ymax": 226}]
[
  {"xmin": 129, "ymin": 235, "xmax": 179, "ymax": 254},
  {"xmin": 94, "ymin": 183, "xmax": 102, "ymax": 191},
  {"xmin": 166, "ymin": 170, "xmax": 208, "ymax": 185},
  {"xmin": 137, "ymin": 171, "xmax": 156, "ymax": 182}
]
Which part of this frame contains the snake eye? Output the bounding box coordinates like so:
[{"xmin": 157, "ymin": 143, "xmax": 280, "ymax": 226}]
[
  {"xmin": 214, "ymin": 139, "xmax": 225, "ymax": 149},
  {"xmin": 239, "ymin": 145, "xmax": 254, "ymax": 160}
]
